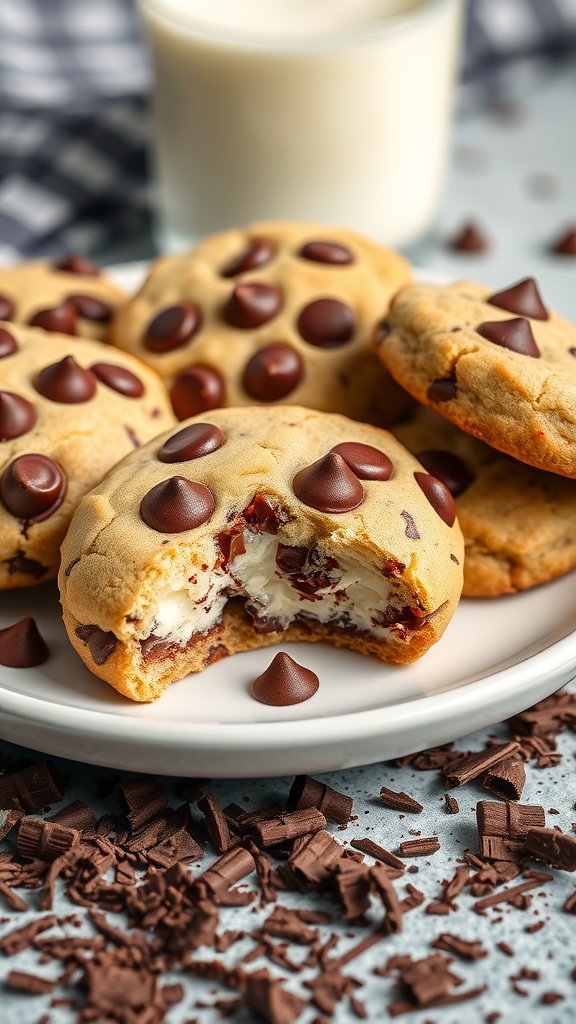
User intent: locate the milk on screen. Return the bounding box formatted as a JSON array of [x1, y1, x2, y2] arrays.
[[140, 0, 462, 250]]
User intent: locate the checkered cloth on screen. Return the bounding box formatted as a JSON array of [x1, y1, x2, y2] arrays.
[[0, 0, 575, 260]]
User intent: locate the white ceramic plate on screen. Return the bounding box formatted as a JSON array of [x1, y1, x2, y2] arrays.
[[0, 262, 574, 777]]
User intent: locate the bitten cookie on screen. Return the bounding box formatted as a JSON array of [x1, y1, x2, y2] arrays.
[[377, 277, 576, 477], [0, 322, 174, 588], [0, 255, 126, 342], [110, 221, 412, 425], [59, 406, 464, 702], [393, 405, 576, 597]]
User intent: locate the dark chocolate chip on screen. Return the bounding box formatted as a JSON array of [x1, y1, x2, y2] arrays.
[[488, 278, 548, 320], [0, 293, 15, 320], [35, 355, 97, 403], [170, 366, 224, 420], [224, 282, 282, 329], [0, 327, 17, 357], [416, 450, 473, 498], [1, 454, 66, 521], [75, 624, 118, 665], [427, 376, 457, 402], [243, 493, 286, 534], [140, 476, 215, 532], [551, 227, 576, 256], [243, 343, 303, 401], [299, 241, 353, 265], [144, 303, 201, 352], [6, 553, 47, 578], [90, 362, 144, 397], [158, 422, 225, 462], [0, 391, 37, 440], [275, 543, 308, 574], [293, 452, 364, 513], [330, 442, 393, 481], [66, 294, 113, 322], [0, 617, 48, 668], [448, 221, 489, 253], [221, 238, 276, 277], [414, 471, 456, 527], [297, 298, 355, 348], [476, 318, 540, 357], [251, 652, 319, 706], [29, 303, 77, 335], [54, 254, 100, 276]]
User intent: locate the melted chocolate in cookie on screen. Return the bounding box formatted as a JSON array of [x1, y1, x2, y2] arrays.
[[416, 450, 473, 498]]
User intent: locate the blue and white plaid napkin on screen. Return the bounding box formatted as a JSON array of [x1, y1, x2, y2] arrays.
[[0, 0, 575, 260]]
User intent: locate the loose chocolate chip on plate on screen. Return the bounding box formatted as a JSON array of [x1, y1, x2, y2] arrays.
[[330, 442, 393, 481], [159, 422, 225, 462], [224, 282, 282, 329], [0, 391, 37, 440], [488, 278, 548, 320], [0, 617, 48, 668], [54, 253, 100, 276], [251, 652, 319, 706], [293, 452, 364, 513], [299, 240, 353, 265], [476, 318, 540, 357], [90, 363, 144, 398], [144, 303, 201, 352], [221, 238, 276, 277], [0, 327, 17, 357], [297, 297, 355, 348], [66, 294, 113, 322], [448, 221, 489, 253], [414, 471, 456, 527], [170, 366, 224, 419], [427, 376, 457, 403], [29, 303, 77, 335], [416, 450, 473, 498], [243, 343, 303, 401], [0, 453, 66, 521], [35, 355, 97, 403], [0, 293, 15, 320], [551, 227, 576, 256], [140, 476, 215, 532]]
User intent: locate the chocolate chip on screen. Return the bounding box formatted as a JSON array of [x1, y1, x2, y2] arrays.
[[90, 363, 145, 397], [75, 624, 118, 665], [293, 452, 364, 513], [170, 366, 224, 419], [140, 476, 215, 532], [448, 221, 489, 253], [29, 303, 77, 335], [35, 355, 97, 403], [0, 454, 66, 521], [551, 227, 576, 256], [476, 318, 540, 357], [415, 450, 473, 497], [0, 391, 37, 440], [221, 238, 276, 277], [54, 253, 100, 276], [414, 471, 456, 527], [427, 376, 457, 402], [243, 343, 303, 401], [144, 303, 201, 352], [297, 298, 355, 348], [275, 543, 307, 574], [158, 422, 225, 462], [0, 617, 48, 668], [244, 493, 287, 533], [66, 294, 113, 322], [0, 293, 15, 320], [251, 652, 319, 706], [330, 442, 393, 481], [6, 553, 47, 578], [299, 241, 353, 265], [224, 282, 282, 329], [488, 278, 548, 320], [0, 327, 17, 357]]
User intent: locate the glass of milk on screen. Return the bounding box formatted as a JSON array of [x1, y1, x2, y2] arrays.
[[139, 0, 463, 251]]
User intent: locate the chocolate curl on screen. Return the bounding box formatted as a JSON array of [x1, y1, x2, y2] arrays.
[[5, 971, 55, 995], [252, 807, 327, 848], [333, 860, 371, 920], [371, 862, 403, 934], [0, 761, 63, 812], [350, 837, 405, 872], [379, 787, 423, 813], [483, 758, 526, 801], [0, 915, 57, 955], [525, 828, 576, 871], [49, 800, 97, 833], [17, 817, 80, 861], [288, 831, 344, 888], [198, 847, 256, 894], [287, 775, 353, 824], [476, 800, 546, 861], [115, 778, 168, 829], [399, 837, 440, 857], [443, 741, 520, 788], [197, 793, 231, 853]]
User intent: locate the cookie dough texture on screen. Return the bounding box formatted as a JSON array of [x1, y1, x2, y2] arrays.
[[111, 220, 412, 425], [394, 406, 576, 597], [0, 259, 126, 341], [0, 324, 174, 588], [378, 280, 576, 477], [60, 406, 464, 702]]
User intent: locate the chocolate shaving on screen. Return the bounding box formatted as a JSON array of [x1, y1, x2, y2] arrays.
[[379, 787, 423, 813], [17, 818, 80, 861], [287, 775, 353, 824], [197, 793, 231, 853], [115, 778, 168, 829], [444, 795, 459, 814], [350, 838, 405, 871], [253, 807, 327, 848], [399, 837, 440, 857], [483, 758, 525, 801], [0, 761, 63, 812], [525, 828, 576, 871], [371, 863, 403, 934], [432, 933, 488, 959], [5, 970, 56, 994], [48, 800, 96, 833], [474, 872, 553, 914], [443, 741, 519, 788]]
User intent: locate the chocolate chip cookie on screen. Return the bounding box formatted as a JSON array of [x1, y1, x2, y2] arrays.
[[393, 405, 576, 597], [0, 255, 126, 342], [377, 277, 576, 478], [0, 323, 174, 588], [110, 221, 412, 426], [59, 406, 463, 702]]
